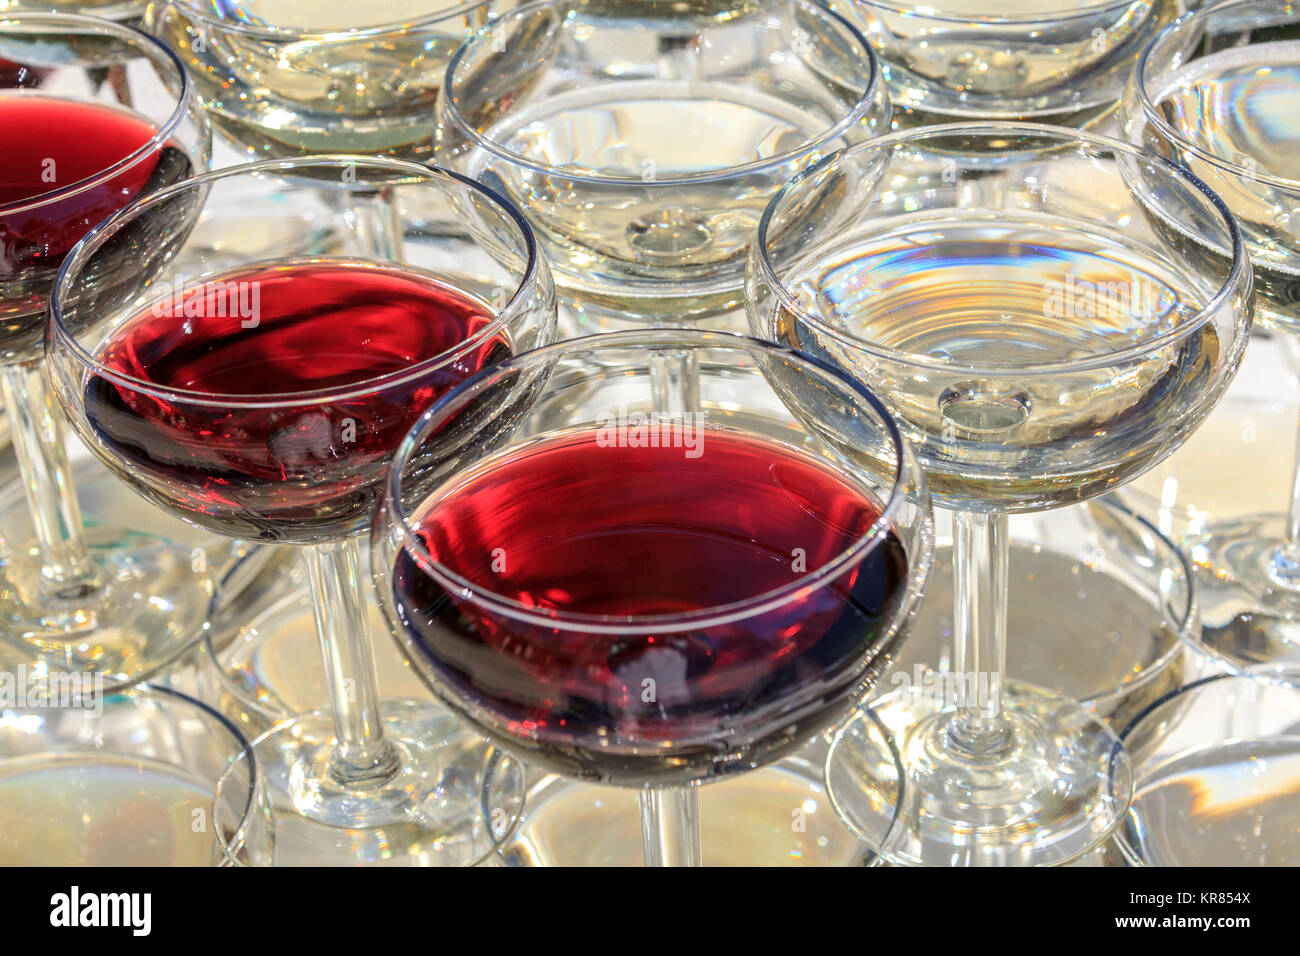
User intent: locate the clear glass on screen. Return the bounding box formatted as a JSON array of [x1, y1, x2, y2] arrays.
[[1110, 665, 1300, 866], [0, 685, 259, 866], [880, 496, 1196, 734], [749, 122, 1252, 865], [0, 0, 146, 22], [0, 12, 213, 688], [1121, 0, 1300, 666], [497, 723, 904, 867], [48, 156, 554, 865], [146, 0, 501, 160], [372, 329, 932, 865], [828, 0, 1178, 128], [198, 547, 431, 739], [436, 0, 891, 330]]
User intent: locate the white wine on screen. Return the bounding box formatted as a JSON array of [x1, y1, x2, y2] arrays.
[[830, 0, 1175, 124], [438, 0, 885, 322], [765, 216, 1227, 510], [472, 84, 844, 279], [151, 0, 491, 158], [1145, 42, 1300, 328]]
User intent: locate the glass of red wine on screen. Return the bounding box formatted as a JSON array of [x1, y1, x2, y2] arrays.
[[48, 155, 557, 865], [372, 329, 933, 865], [0, 12, 211, 686]]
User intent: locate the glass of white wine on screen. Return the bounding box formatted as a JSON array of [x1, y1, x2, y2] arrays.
[[146, 0, 509, 246], [147, 0, 500, 162], [826, 0, 1178, 129], [435, 0, 891, 332], [748, 122, 1253, 865], [1122, 0, 1300, 668]]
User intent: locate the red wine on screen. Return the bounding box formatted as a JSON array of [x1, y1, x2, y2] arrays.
[[0, 59, 47, 89], [86, 260, 507, 542], [0, 95, 193, 363], [391, 429, 910, 783]]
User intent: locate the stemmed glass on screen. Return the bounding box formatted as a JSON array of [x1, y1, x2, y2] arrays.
[[1122, 0, 1300, 664], [147, 0, 499, 162], [372, 329, 932, 866], [48, 156, 555, 865], [0, 13, 212, 685], [748, 123, 1253, 865], [828, 0, 1177, 129], [146, 0, 505, 247], [435, 0, 891, 333]]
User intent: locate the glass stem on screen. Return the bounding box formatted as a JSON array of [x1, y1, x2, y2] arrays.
[[649, 347, 700, 417], [0, 363, 104, 606], [946, 509, 1012, 758], [639, 785, 702, 867], [303, 537, 402, 790], [336, 186, 402, 259]]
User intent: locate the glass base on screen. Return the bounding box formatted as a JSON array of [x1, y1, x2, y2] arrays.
[[250, 701, 524, 866], [0, 525, 214, 689], [1188, 514, 1300, 668], [1110, 668, 1300, 866], [827, 685, 1132, 867], [498, 743, 884, 866]]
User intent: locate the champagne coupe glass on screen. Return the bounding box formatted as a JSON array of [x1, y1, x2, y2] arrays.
[[0, 13, 212, 686], [0, 685, 258, 866], [1122, 0, 1300, 665], [827, 0, 1178, 130], [372, 329, 932, 866], [147, 0, 500, 161], [48, 156, 555, 865], [435, 0, 891, 333], [748, 123, 1253, 865], [147, 0, 507, 249]]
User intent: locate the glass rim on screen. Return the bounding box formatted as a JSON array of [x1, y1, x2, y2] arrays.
[[1109, 661, 1300, 864], [384, 328, 920, 635], [1131, 0, 1300, 194], [151, 0, 494, 42], [440, 0, 888, 188], [1117, 662, 1300, 746], [850, 0, 1144, 24], [752, 120, 1252, 378], [50, 154, 543, 408], [0, 12, 195, 216], [0, 682, 259, 864]]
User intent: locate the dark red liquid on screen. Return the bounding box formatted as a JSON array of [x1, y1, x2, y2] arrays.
[[86, 260, 507, 542], [392, 429, 910, 782], [0, 95, 192, 362], [0, 59, 47, 90]]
